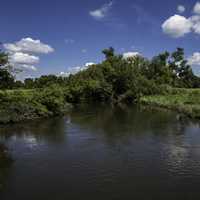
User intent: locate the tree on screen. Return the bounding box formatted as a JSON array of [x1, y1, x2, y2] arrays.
[[24, 78, 35, 89], [169, 48, 198, 87], [0, 51, 8, 67], [0, 50, 14, 89], [102, 47, 115, 59]]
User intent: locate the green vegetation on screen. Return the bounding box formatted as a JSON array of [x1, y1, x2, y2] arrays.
[[0, 47, 200, 123], [141, 88, 200, 119], [0, 86, 72, 123]]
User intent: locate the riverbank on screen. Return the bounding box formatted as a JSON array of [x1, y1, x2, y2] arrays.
[[140, 88, 200, 119], [0, 86, 72, 124], [0, 87, 200, 124]]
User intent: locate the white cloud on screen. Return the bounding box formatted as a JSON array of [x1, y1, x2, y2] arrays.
[[4, 37, 54, 71], [188, 52, 200, 66], [20, 64, 37, 71], [193, 2, 200, 14], [89, 1, 113, 20], [190, 15, 200, 34], [59, 62, 96, 77], [60, 71, 70, 77], [9, 52, 39, 65], [162, 2, 200, 38], [85, 62, 95, 67], [4, 37, 54, 54], [8, 52, 39, 71], [162, 15, 192, 38], [177, 5, 185, 13], [123, 52, 141, 59]]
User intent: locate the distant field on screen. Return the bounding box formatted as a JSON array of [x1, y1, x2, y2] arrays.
[[141, 88, 200, 119]]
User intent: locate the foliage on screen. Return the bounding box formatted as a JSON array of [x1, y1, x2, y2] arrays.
[[2, 46, 198, 100], [140, 88, 200, 119], [0, 47, 200, 122], [0, 50, 15, 89], [0, 87, 72, 123]]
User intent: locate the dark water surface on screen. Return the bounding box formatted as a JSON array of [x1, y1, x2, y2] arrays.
[[1, 105, 200, 200]]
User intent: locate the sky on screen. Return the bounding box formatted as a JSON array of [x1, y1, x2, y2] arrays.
[[1, 0, 200, 79]]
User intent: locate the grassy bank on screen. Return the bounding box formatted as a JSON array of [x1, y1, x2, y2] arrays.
[[140, 88, 200, 119], [1, 86, 200, 123], [0, 85, 72, 124]]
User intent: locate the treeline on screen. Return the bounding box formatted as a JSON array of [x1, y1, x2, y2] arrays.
[[1, 47, 200, 123], [1, 47, 200, 103]]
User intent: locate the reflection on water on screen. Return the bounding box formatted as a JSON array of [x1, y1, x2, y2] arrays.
[[0, 104, 200, 200], [0, 144, 12, 191]]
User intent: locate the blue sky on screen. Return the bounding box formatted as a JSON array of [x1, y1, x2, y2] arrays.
[[1, 0, 200, 78]]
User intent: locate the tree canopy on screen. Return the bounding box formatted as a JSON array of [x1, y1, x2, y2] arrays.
[[0, 50, 14, 89], [0, 47, 200, 103]]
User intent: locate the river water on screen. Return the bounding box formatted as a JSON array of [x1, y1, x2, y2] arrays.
[[1, 105, 200, 200]]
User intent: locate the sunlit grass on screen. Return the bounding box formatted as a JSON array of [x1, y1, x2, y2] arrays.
[[141, 88, 200, 119]]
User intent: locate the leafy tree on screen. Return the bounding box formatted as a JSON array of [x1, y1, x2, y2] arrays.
[[168, 48, 198, 87], [24, 78, 35, 89], [102, 47, 115, 59], [0, 50, 14, 89]]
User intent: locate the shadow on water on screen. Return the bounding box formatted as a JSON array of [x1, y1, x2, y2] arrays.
[[0, 144, 12, 191], [70, 104, 198, 139]]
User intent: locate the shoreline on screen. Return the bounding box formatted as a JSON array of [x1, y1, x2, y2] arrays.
[[140, 94, 200, 120], [0, 102, 199, 125], [1, 87, 200, 125]]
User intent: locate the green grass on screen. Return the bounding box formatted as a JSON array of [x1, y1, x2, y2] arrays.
[[140, 88, 200, 119]]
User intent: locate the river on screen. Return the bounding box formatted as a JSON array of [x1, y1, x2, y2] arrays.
[[1, 105, 200, 200]]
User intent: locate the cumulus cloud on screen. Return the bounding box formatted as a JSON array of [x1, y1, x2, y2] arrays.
[[162, 15, 192, 38], [59, 62, 95, 77], [8, 52, 39, 71], [4, 37, 54, 54], [89, 1, 113, 20], [19, 64, 37, 71], [9, 52, 39, 65], [190, 15, 200, 34], [188, 52, 200, 66], [177, 5, 185, 13], [162, 2, 200, 38], [123, 52, 141, 59], [3, 37, 54, 71], [193, 2, 200, 14]]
